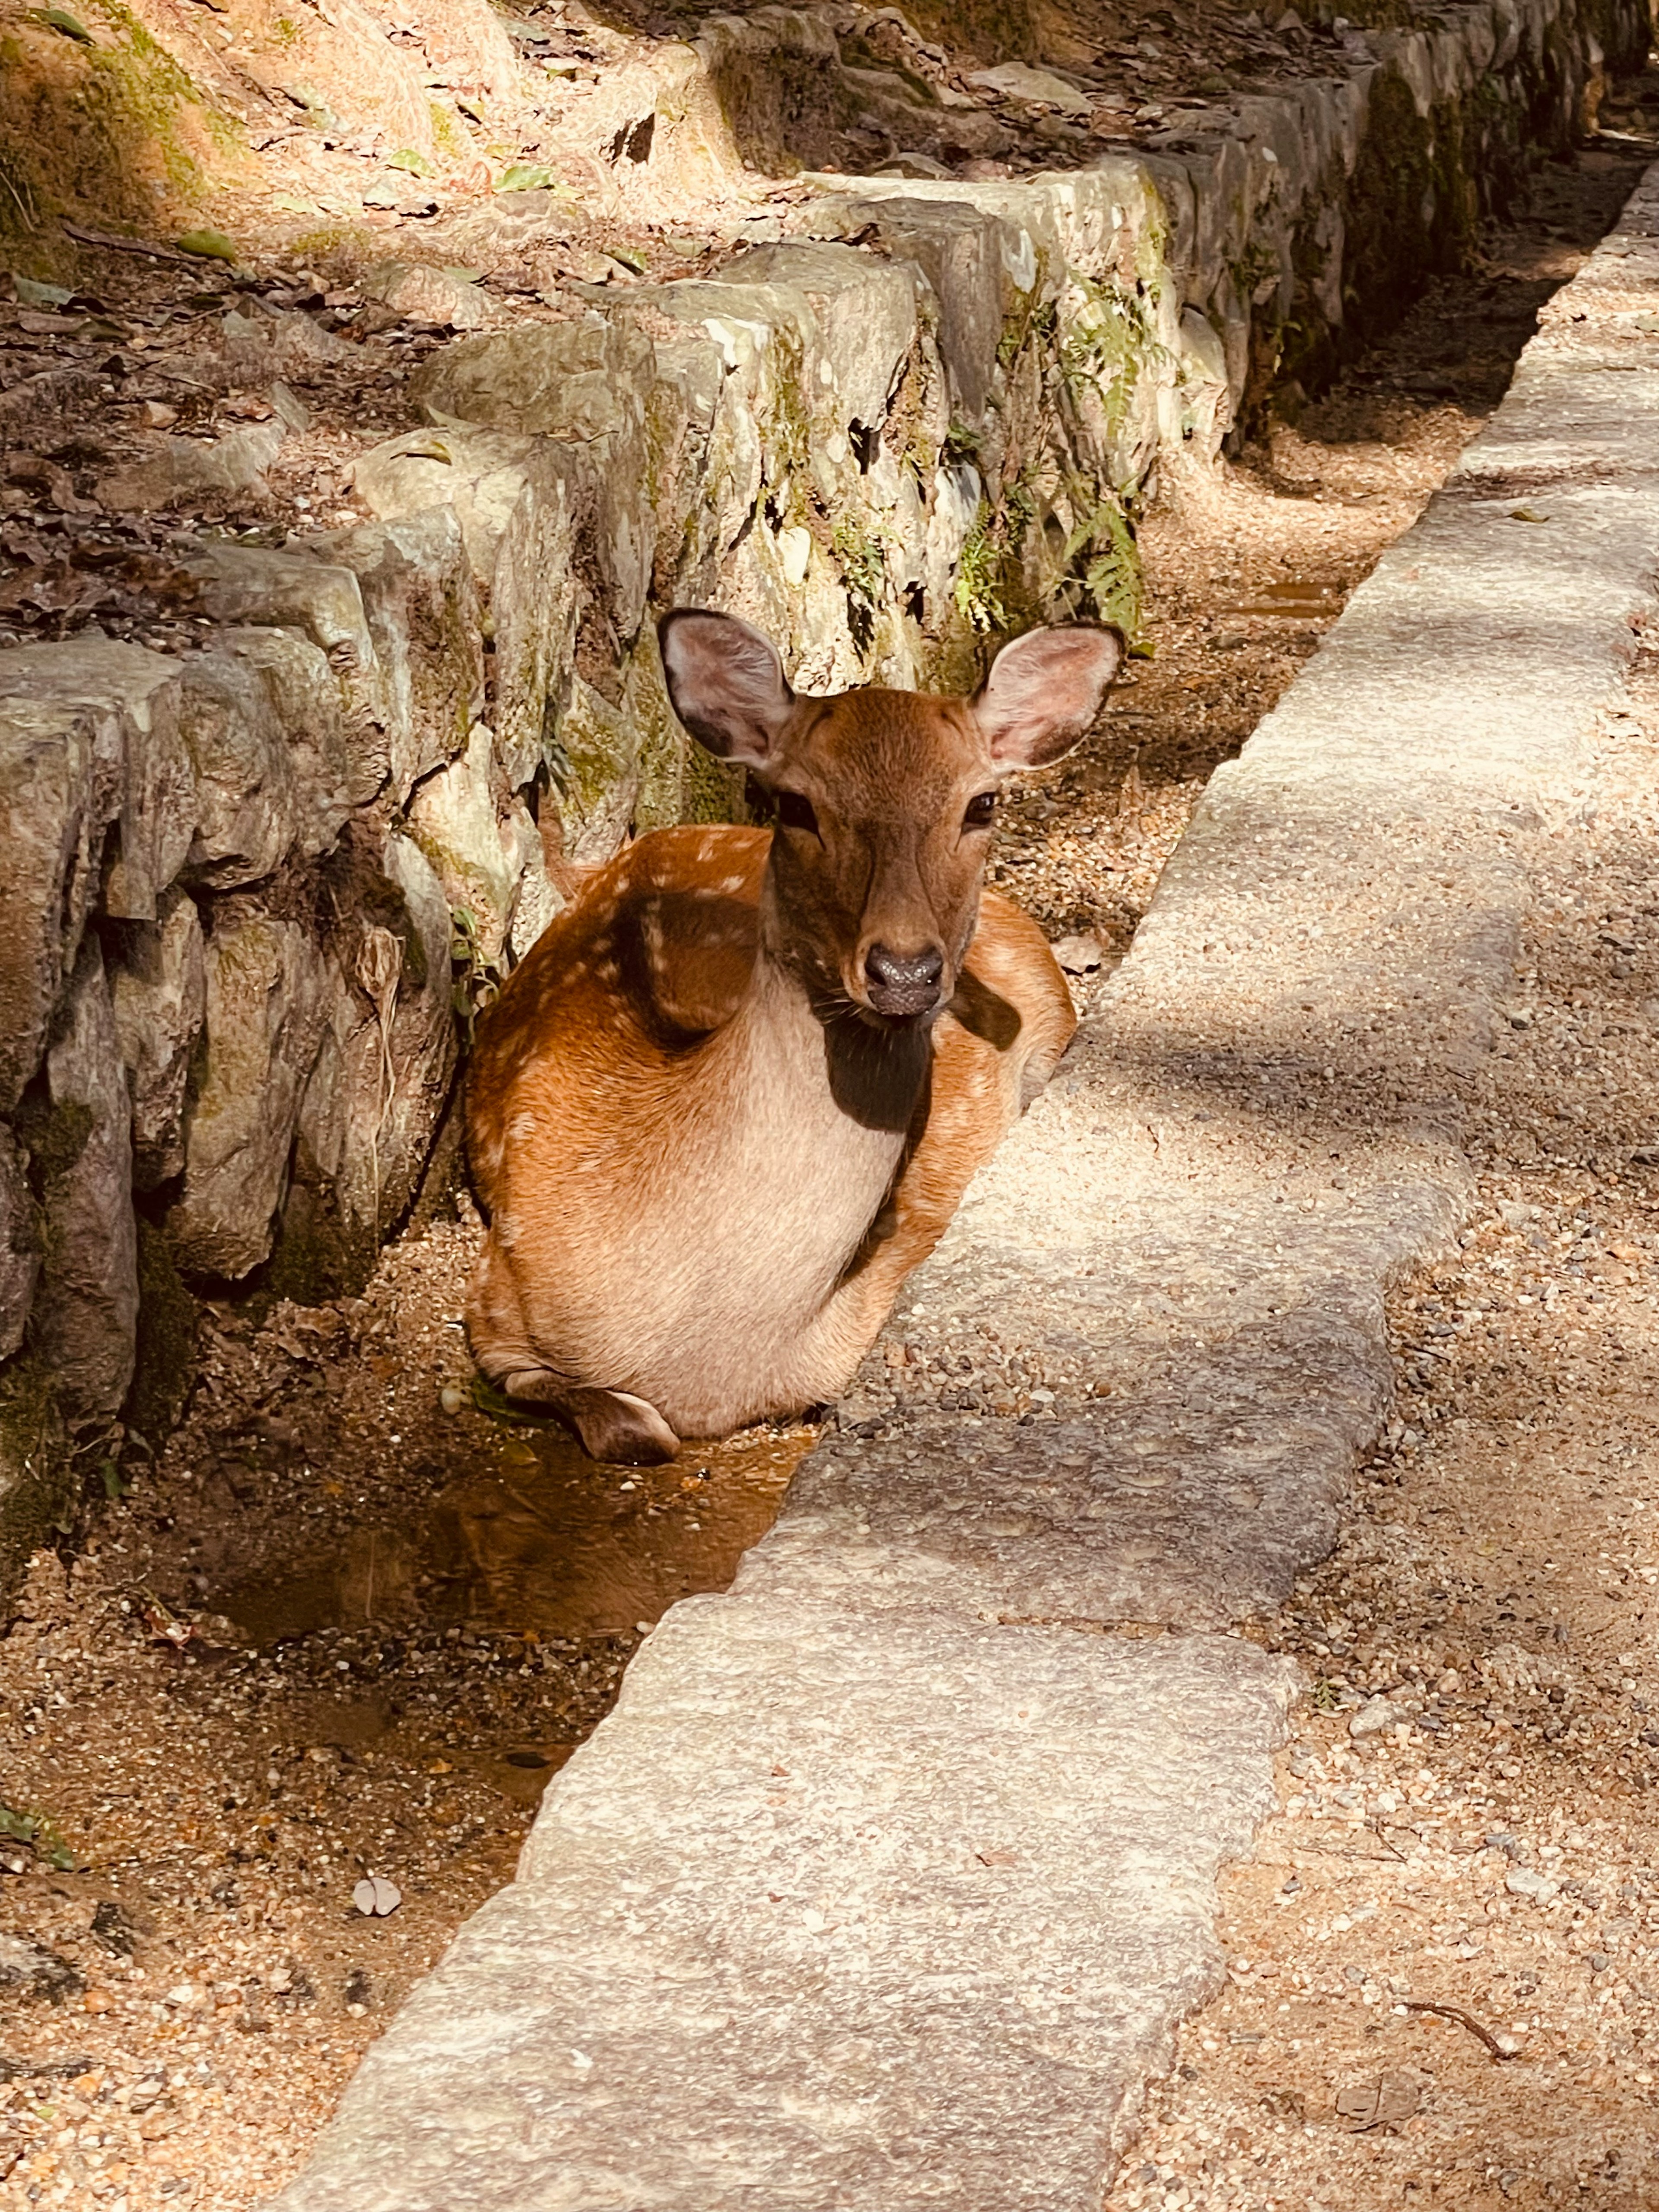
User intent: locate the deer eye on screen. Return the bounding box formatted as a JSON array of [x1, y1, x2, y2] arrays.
[[963, 791, 998, 829], [775, 790, 820, 836]]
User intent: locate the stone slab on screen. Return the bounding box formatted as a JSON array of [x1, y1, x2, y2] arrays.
[[273, 1598, 1291, 2212]]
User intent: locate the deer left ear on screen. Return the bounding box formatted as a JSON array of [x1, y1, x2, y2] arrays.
[[973, 624, 1124, 768]]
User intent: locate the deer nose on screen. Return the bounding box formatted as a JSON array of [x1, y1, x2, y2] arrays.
[[863, 942, 945, 1017]]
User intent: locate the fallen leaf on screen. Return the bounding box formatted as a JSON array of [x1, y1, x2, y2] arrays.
[[1335, 2073, 1420, 2131], [1509, 505, 1551, 523], [495, 161, 561, 193], [36, 7, 94, 40], [351, 1875, 402, 1916], [175, 229, 240, 263], [140, 1600, 196, 1650]]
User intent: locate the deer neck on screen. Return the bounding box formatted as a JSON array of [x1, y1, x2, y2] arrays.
[[741, 893, 933, 1143]]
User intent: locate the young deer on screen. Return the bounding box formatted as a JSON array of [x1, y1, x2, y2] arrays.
[[465, 610, 1123, 1462]]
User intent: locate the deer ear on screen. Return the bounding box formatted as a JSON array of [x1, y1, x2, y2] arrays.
[[973, 624, 1124, 768], [659, 608, 796, 766]]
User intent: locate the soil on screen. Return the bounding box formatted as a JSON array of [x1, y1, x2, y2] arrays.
[[2, 79, 1657, 2212], [1099, 584, 1659, 2212]]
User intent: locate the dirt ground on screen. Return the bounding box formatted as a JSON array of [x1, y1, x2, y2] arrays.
[[2, 103, 1656, 2212], [1100, 609, 1659, 2211]]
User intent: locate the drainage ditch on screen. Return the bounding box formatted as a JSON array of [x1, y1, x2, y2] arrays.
[[0, 116, 1653, 2209]]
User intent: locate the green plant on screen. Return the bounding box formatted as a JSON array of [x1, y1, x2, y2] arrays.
[[952, 501, 1009, 634], [832, 515, 885, 651], [450, 906, 503, 1043], [1060, 485, 1143, 640], [0, 1802, 76, 1870]]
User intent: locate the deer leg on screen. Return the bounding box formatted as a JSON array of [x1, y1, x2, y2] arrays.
[[496, 1370, 681, 1466], [468, 1233, 680, 1463]]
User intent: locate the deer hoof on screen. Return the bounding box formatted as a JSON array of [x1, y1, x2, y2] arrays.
[[562, 1387, 680, 1465]]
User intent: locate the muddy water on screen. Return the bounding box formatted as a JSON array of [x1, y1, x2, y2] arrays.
[[213, 1420, 817, 1648]]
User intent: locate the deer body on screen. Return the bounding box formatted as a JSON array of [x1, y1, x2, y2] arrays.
[[466, 614, 1122, 1462]]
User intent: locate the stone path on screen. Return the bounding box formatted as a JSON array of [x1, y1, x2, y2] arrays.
[[272, 165, 1659, 2212]]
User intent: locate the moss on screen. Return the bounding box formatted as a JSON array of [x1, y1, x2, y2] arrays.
[[13, 1092, 91, 1187], [0, 1354, 68, 1604], [285, 222, 377, 274], [429, 101, 465, 162], [681, 744, 750, 825], [124, 1217, 197, 1448], [0, 8, 235, 232], [264, 1176, 375, 1307]]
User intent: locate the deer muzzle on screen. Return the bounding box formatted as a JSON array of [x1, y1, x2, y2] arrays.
[[862, 941, 946, 1019]]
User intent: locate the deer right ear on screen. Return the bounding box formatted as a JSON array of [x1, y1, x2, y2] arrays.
[[659, 608, 796, 767]]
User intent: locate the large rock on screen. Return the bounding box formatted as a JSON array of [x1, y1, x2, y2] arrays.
[[404, 722, 519, 963], [546, 676, 642, 864], [97, 422, 287, 515], [803, 195, 1019, 420], [222, 624, 379, 836], [409, 315, 657, 442], [175, 648, 300, 888], [363, 261, 493, 332], [327, 510, 486, 804], [165, 905, 333, 1282], [28, 939, 138, 1417], [0, 641, 189, 1111], [727, 241, 922, 433], [287, 833, 458, 1284], [178, 544, 389, 782], [108, 888, 206, 1193], [352, 428, 578, 792]]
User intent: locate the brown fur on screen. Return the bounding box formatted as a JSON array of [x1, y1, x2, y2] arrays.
[[464, 620, 1120, 1462]]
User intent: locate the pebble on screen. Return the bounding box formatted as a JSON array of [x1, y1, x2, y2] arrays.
[[352, 1875, 402, 1918], [1504, 1866, 1560, 1905], [1051, 931, 1105, 973], [1348, 1695, 1404, 1739]]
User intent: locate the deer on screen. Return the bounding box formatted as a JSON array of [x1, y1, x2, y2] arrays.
[[464, 609, 1124, 1463]]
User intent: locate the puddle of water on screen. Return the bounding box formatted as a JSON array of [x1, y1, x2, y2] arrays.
[[214, 1421, 816, 1647], [1224, 580, 1344, 618]]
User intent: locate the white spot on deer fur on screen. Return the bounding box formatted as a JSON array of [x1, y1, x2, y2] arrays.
[[497, 1213, 521, 1250], [508, 1112, 536, 1142], [718, 874, 744, 892]]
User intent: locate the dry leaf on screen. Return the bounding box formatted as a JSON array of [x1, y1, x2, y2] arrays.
[[1335, 2073, 1420, 2131]]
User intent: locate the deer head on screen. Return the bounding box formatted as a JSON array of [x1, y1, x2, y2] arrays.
[[659, 610, 1123, 1027]]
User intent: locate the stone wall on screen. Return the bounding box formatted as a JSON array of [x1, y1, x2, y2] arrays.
[[0, 0, 1641, 1568]]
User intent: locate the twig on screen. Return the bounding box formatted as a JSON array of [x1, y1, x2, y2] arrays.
[[1403, 1999, 1516, 2062], [61, 221, 194, 264]]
